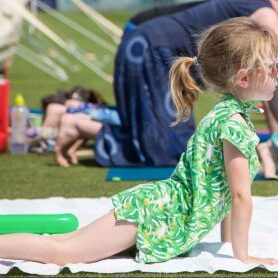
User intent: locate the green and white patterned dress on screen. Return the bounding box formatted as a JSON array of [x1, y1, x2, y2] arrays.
[[111, 94, 260, 263]]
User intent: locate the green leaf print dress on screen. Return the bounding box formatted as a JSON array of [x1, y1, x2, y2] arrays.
[[111, 94, 260, 263]]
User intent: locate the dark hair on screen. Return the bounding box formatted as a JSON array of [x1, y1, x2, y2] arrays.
[[41, 86, 107, 114]]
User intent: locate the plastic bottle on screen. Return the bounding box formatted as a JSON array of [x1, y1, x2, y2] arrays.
[[10, 94, 29, 154]]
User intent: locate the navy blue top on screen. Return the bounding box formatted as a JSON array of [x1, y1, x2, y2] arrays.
[[138, 0, 272, 55]]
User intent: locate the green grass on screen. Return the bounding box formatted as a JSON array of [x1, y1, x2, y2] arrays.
[[1, 10, 278, 277]]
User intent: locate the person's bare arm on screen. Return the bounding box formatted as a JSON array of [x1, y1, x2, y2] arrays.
[[223, 139, 252, 261], [223, 128, 278, 264]]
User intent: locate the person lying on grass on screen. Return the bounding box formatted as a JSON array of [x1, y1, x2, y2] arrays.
[[0, 17, 278, 266], [257, 101, 278, 179]]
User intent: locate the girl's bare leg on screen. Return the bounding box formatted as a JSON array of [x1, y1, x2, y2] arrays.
[[264, 101, 278, 134], [257, 141, 278, 178], [55, 114, 102, 167], [0, 210, 137, 265], [67, 139, 84, 164], [28, 104, 67, 141], [43, 104, 67, 129], [268, 90, 278, 129]]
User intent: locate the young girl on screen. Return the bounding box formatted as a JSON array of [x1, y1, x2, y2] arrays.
[[2, 17, 278, 266]]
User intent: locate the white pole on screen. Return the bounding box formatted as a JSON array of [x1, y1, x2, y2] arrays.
[[28, 0, 38, 33], [3, 0, 68, 50], [23, 32, 80, 72], [36, 0, 116, 53], [0, 46, 18, 63], [67, 42, 113, 83], [17, 45, 68, 81], [71, 0, 123, 40], [4, 0, 113, 83]]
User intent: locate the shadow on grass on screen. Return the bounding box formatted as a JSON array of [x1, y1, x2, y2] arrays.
[[42, 157, 100, 168], [79, 158, 101, 168]]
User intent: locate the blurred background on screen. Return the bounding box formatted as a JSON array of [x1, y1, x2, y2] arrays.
[[0, 0, 276, 201], [49, 0, 204, 10]]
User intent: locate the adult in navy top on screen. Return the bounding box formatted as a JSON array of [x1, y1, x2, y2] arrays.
[[139, 0, 272, 53], [95, 0, 273, 167], [55, 0, 278, 167]]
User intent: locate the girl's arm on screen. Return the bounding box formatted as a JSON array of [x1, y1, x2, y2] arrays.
[[223, 139, 252, 260], [223, 139, 278, 265]]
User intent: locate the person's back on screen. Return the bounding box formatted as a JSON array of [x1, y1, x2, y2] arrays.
[[95, 0, 272, 167], [138, 0, 272, 51]]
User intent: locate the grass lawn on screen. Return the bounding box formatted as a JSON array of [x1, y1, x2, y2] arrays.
[[1, 10, 278, 277]]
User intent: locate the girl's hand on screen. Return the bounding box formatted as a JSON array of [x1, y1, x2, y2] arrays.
[[241, 255, 278, 265]]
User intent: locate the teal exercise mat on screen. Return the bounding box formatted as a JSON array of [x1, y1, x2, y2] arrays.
[[106, 167, 175, 181], [106, 167, 278, 181], [255, 172, 278, 181]]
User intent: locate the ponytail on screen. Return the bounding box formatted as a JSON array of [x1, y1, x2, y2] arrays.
[[169, 57, 201, 126]]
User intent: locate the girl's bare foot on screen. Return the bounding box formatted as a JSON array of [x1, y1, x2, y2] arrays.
[[55, 143, 70, 167], [67, 149, 78, 165], [66, 139, 84, 165], [55, 152, 70, 167]]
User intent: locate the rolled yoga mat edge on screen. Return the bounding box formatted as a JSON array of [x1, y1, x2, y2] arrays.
[[106, 167, 276, 181]]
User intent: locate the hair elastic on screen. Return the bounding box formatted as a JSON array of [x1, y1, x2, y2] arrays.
[[192, 56, 199, 65]]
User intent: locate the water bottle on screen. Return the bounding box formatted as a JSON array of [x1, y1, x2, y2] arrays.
[[10, 94, 29, 154]]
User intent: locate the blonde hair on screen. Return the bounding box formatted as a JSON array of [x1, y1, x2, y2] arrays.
[[170, 17, 278, 125]]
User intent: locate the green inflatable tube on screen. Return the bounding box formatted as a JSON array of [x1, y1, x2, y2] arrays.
[[0, 214, 79, 234]]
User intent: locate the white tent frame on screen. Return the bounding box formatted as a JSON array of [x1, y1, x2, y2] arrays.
[[2, 0, 114, 83], [72, 0, 122, 43], [17, 44, 69, 81], [36, 0, 117, 53]]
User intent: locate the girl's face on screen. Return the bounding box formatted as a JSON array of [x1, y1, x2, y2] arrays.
[[247, 63, 278, 101]]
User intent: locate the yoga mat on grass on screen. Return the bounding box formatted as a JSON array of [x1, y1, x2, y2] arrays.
[[106, 167, 277, 181], [106, 167, 175, 181], [0, 197, 277, 275], [257, 129, 271, 143], [105, 130, 274, 181]]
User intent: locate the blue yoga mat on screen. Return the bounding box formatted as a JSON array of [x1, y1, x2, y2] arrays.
[[257, 131, 271, 143], [106, 167, 275, 181], [106, 167, 175, 181]]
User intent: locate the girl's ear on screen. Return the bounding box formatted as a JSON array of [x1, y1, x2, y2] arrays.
[[235, 69, 249, 89]]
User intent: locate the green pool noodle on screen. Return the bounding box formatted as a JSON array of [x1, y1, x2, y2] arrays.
[[0, 213, 79, 234]]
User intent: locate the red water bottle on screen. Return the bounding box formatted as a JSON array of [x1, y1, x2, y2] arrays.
[[0, 78, 10, 153]]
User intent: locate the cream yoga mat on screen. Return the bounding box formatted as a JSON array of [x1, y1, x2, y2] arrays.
[[0, 196, 277, 275]]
